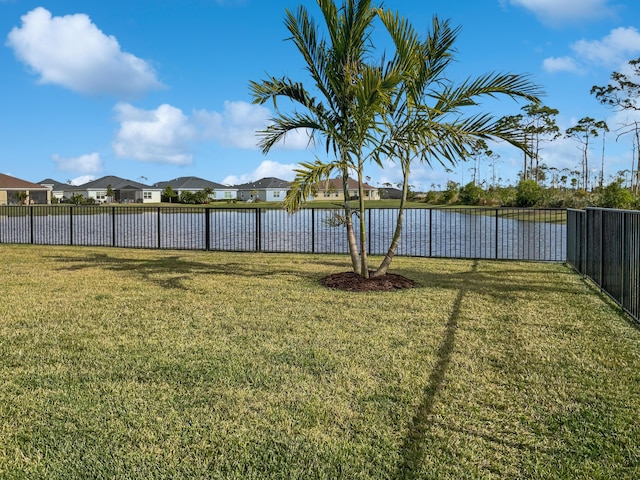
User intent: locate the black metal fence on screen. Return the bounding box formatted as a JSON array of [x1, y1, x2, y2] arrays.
[[0, 205, 566, 261], [567, 208, 640, 323]]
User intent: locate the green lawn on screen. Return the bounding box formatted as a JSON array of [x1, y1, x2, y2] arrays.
[[1, 245, 638, 479]]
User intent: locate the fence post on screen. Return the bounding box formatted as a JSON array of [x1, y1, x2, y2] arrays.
[[205, 208, 211, 251], [428, 209, 432, 257], [495, 209, 499, 259], [29, 206, 34, 244], [69, 206, 74, 246], [599, 209, 604, 290], [368, 210, 372, 255], [621, 212, 626, 309], [256, 208, 262, 252], [112, 206, 116, 247], [157, 207, 161, 249], [311, 208, 315, 254]]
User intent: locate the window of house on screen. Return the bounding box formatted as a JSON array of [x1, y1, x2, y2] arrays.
[[143, 191, 152, 199], [273, 191, 281, 198], [224, 192, 232, 199]]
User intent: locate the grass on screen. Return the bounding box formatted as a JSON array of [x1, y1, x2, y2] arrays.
[[0, 245, 638, 479]]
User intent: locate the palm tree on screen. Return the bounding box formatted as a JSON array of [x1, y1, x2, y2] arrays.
[[250, 0, 396, 277], [251, 0, 541, 279]]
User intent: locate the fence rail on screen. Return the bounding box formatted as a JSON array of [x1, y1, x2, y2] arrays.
[[0, 205, 566, 261], [567, 208, 640, 323]]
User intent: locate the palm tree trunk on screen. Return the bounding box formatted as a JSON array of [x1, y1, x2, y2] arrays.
[[373, 157, 409, 277], [356, 165, 369, 278], [340, 167, 361, 275]]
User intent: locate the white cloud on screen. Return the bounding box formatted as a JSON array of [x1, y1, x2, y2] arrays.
[[194, 101, 315, 150], [571, 27, 640, 66], [69, 175, 95, 186], [222, 160, 298, 185], [543, 26, 640, 74], [6, 7, 163, 97], [542, 56, 583, 74], [112, 103, 196, 165], [52, 152, 103, 174], [505, 0, 615, 25], [111, 100, 316, 166], [194, 101, 270, 149]]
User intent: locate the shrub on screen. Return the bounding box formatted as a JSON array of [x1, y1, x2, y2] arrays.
[[439, 181, 459, 204], [515, 180, 543, 207], [423, 190, 438, 204], [599, 180, 635, 209], [179, 191, 197, 204], [458, 182, 484, 205]]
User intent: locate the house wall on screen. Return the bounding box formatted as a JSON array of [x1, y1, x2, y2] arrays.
[[265, 190, 286, 202], [87, 189, 108, 203], [309, 188, 380, 202], [214, 189, 237, 200], [0, 191, 7, 205], [143, 191, 162, 203], [238, 189, 264, 202]]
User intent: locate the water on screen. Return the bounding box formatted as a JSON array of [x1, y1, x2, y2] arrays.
[[0, 207, 567, 261]]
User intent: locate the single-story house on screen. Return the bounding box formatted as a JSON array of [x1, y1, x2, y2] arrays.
[[0, 173, 51, 205], [38, 178, 69, 203], [64, 175, 162, 203], [153, 176, 237, 201], [311, 177, 380, 201], [235, 177, 291, 202]]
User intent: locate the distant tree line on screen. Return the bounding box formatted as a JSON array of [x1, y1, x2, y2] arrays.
[[418, 177, 638, 210]]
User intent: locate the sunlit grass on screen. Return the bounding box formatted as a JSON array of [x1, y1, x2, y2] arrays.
[[0, 245, 638, 478]]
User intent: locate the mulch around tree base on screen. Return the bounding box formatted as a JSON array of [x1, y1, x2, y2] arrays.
[[320, 271, 416, 292]]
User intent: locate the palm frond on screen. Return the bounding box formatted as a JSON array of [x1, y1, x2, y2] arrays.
[[433, 72, 542, 114], [283, 159, 341, 212]]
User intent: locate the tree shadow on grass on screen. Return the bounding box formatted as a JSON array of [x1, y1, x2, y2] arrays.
[[397, 262, 589, 301], [394, 260, 478, 479], [43, 251, 327, 290]]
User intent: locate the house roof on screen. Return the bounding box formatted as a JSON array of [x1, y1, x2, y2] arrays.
[[67, 175, 159, 191], [235, 177, 291, 190], [154, 176, 232, 190], [38, 178, 69, 190], [0, 173, 49, 190]]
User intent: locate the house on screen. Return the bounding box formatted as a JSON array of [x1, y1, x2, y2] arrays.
[[64, 175, 162, 203], [310, 177, 380, 201], [235, 177, 291, 202], [378, 187, 403, 200], [0, 173, 51, 205], [38, 178, 69, 203], [153, 176, 237, 202]]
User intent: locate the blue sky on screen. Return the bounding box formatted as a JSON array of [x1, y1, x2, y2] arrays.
[[2, 0, 640, 190]]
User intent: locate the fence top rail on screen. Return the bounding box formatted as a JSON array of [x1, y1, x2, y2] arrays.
[[1, 205, 569, 212], [584, 206, 640, 214]]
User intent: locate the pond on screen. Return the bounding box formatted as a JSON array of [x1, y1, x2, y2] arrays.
[[0, 206, 566, 261]]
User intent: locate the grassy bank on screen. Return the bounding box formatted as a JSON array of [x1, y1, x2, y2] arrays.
[[0, 245, 638, 478]]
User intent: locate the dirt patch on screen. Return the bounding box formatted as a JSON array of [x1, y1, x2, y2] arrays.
[[320, 271, 416, 292]]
